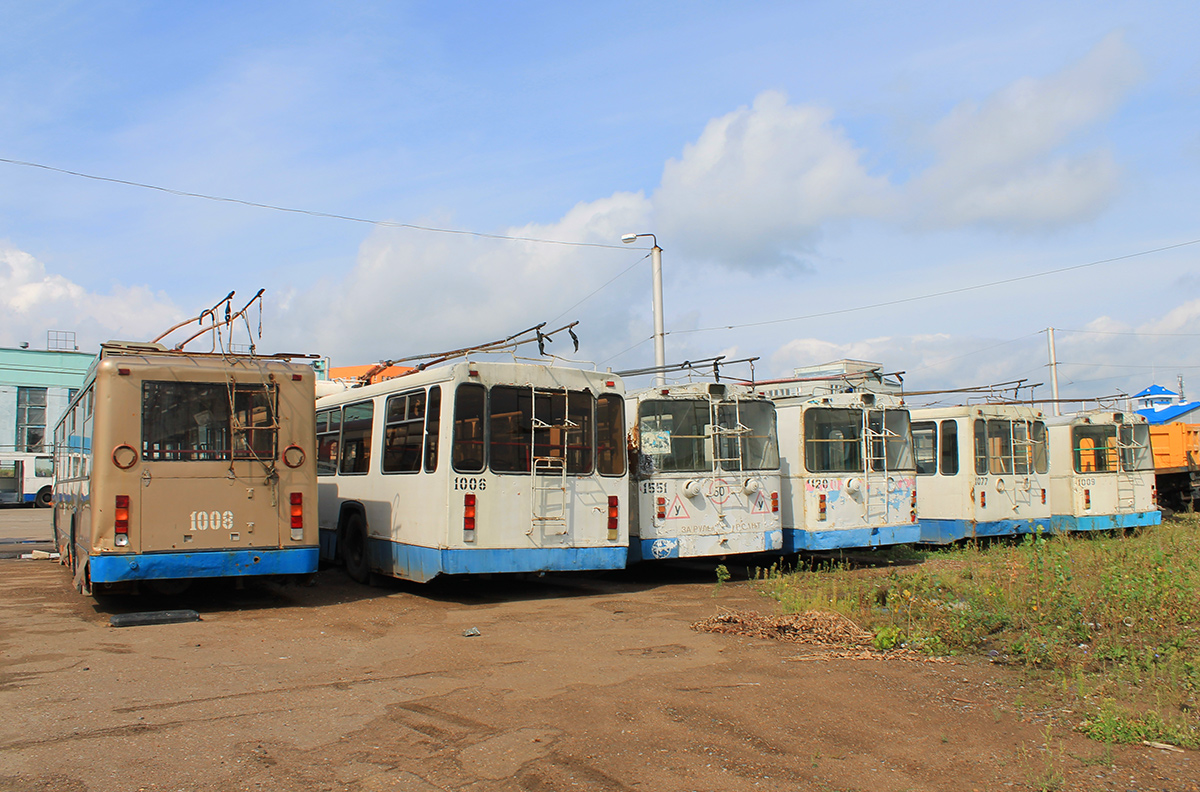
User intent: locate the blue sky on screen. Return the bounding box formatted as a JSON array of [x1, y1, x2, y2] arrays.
[[2, 1, 1199, 402]]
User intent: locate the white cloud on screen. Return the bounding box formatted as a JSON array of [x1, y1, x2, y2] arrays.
[[908, 32, 1143, 230], [654, 90, 893, 269], [0, 243, 182, 349]]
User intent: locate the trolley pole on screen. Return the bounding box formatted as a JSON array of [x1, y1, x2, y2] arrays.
[[622, 232, 667, 386], [1047, 327, 1061, 416]]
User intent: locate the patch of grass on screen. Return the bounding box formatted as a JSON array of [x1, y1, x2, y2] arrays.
[[758, 516, 1200, 749]]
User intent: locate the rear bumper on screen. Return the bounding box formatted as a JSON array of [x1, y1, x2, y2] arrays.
[[89, 547, 319, 582], [1050, 511, 1161, 533], [629, 530, 783, 561], [918, 518, 1051, 544], [782, 524, 921, 552]]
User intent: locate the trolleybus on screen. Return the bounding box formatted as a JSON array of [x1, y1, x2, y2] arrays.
[[910, 404, 1051, 543], [52, 341, 319, 594], [626, 381, 782, 561], [315, 359, 628, 582], [770, 387, 918, 551], [1046, 410, 1160, 532], [0, 452, 55, 507]]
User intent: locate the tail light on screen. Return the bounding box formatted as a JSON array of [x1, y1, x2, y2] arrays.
[[910, 490, 917, 509], [1041, 489, 1046, 505], [818, 493, 827, 521], [115, 495, 130, 546], [607, 496, 619, 541], [980, 491, 986, 509], [464, 493, 476, 539], [1084, 489, 1091, 510], [656, 496, 666, 521], [770, 491, 779, 513], [1152, 486, 1157, 506], [290, 492, 303, 540]]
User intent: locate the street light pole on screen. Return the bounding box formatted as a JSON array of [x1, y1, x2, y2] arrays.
[[622, 232, 666, 386]]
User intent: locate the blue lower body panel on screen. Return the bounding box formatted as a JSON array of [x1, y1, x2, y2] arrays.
[[89, 547, 319, 583], [1050, 511, 1161, 533], [629, 530, 783, 562], [782, 524, 921, 552], [369, 539, 629, 583], [919, 518, 1051, 544]]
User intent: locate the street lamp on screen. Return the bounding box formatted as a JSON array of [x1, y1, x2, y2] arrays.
[[621, 232, 666, 386]]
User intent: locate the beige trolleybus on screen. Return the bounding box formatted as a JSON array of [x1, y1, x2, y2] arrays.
[[910, 404, 1051, 543], [51, 295, 318, 594], [626, 379, 782, 561], [316, 357, 628, 583], [1046, 410, 1159, 532]]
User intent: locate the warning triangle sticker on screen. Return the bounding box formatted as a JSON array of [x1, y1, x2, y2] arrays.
[[665, 495, 690, 520], [750, 491, 771, 515]]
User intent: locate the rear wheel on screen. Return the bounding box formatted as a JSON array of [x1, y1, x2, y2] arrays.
[[36, 487, 52, 508], [342, 513, 371, 584]]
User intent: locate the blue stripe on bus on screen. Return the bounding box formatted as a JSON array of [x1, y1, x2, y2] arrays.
[[781, 524, 921, 552], [366, 538, 628, 583], [628, 530, 784, 562], [89, 547, 319, 583], [1050, 511, 1161, 533], [918, 518, 1051, 544]]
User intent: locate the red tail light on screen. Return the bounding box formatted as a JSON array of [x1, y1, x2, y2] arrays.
[[1084, 489, 1091, 510], [910, 490, 917, 509], [290, 492, 303, 530], [115, 495, 130, 533], [818, 493, 827, 521], [980, 491, 986, 509], [770, 491, 779, 513], [607, 496, 619, 540], [656, 496, 666, 521], [1041, 489, 1046, 505], [1152, 486, 1157, 506], [464, 493, 476, 537]]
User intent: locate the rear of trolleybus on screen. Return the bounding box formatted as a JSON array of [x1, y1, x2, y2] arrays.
[[910, 405, 1051, 544], [627, 382, 782, 561], [775, 392, 918, 551], [1047, 411, 1160, 533], [57, 345, 319, 595], [316, 361, 628, 583]]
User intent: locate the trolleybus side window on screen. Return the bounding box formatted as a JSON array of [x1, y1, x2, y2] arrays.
[[453, 383, 486, 473], [804, 408, 862, 473], [316, 408, 340, 476], [596, 393, 626, 476], [718, 401, 780, 471], [911, 421, 937, 475], [638, 399, 710, 473], [1073, 425, 1117, 473], [384, 389, 426, 474], [339, 401, 374, 475], [424, 385, 441, 473], [940, 420, 959, 476]]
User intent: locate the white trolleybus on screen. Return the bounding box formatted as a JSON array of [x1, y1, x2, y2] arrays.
[[910, 404, 1051, 544], [51, 292, 320, 595], [0, 451, 55, 507], [1046, 410, 1159, 533], [315, 340, 628, 583], [625, 373, 783, 562], [762, 362, 918, 552]]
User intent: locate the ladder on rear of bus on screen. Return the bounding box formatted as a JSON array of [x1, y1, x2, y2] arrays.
[[709, 397, 747, 474], [529, 385, 571, 536], [1114, 428, 1145, 510], [863, 415, 893, 525]]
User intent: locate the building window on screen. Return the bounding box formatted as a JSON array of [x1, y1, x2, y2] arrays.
[[16, 387, 48, 452]]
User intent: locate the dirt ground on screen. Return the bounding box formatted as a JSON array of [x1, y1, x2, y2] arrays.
[[0, 516, 1195, 791]]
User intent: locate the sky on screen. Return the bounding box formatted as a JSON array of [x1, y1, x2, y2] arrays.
[[1, 1, 1199, 404]]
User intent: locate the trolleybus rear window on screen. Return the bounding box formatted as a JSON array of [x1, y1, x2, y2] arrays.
[[638, 399, 712, 473], [141, 381, 278, 461], [453, 384, 486, 473], [975, 419, 1049, 475], [1119, 424, 1153, 471], [804, 408, 863, 473], [868, 410, 913, 472], [488, 386, 595, 475], [596, 394, 625, 476], [1073, 425, 1118, 473], [940, 420, 959, 476], [716, 401, 780, 470]]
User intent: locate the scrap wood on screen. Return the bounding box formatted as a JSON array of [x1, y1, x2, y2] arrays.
[[692, 609, 872, 646]]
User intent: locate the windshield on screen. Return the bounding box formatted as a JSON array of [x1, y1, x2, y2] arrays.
[[716, 400, 780, 471]]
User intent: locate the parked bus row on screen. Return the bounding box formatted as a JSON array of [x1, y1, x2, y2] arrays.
[[48, 332, 1159, 596]]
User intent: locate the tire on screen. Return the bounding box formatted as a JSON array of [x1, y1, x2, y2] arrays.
[[36, 487, 52, 508], [342, 512, 371, 584]]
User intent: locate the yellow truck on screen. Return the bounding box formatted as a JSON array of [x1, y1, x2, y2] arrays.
[[1149, 423, 1200, 510]]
